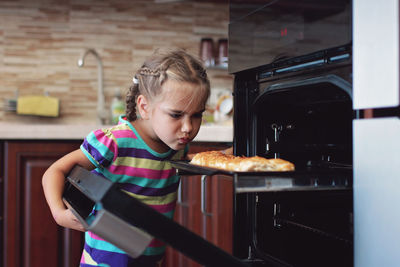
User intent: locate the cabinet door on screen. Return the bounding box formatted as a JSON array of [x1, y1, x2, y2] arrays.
[[165, 174, 203, 267], [3, 141, 84, 267], [0, 142, 4, 266], [354, 118, 400, 267], [165, 143, 232, 267], [353, 0, 399, 109], [208, 175, 233, 252], [165, 174, 233, 267]]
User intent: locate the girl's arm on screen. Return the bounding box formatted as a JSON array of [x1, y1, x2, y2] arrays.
[[42, 149, 94, 232]]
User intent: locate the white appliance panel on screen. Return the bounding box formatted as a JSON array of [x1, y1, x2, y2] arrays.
[[353, 0, 399, 109], [354, 117, 400, 267]]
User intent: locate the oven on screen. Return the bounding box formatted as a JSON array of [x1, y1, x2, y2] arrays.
[[231, 49, 354, 266], [229, 0, 354, 266]]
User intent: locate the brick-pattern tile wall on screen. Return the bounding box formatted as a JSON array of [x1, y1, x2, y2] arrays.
[[0, 0, 232, 124]]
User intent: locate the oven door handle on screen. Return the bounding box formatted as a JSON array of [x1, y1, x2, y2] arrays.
[[177, 178, 189, 207], [201, 175, 212, 217], [177, 180, 183, 204]]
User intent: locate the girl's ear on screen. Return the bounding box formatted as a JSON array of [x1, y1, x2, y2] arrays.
[[137, 95, 150, 119]]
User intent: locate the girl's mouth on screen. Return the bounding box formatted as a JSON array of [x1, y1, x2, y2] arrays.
[[178, 137, 190, 144]]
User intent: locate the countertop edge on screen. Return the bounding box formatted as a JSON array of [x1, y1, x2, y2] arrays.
[[0, 124, 233, 143]]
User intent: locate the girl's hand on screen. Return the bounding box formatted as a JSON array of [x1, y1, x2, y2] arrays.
[[53, 208, 85, 232], [42, 149, 94, 232], [222, 146, 233, 155]]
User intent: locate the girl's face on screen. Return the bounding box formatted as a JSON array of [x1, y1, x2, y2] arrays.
[[143, 79, 207, 152]]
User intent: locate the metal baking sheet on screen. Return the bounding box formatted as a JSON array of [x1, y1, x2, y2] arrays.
[[169, 160, 297, 176], [169, 160, 352, 193], [169, 160, 234, 175]]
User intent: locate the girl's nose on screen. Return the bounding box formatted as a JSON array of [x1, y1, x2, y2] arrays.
[[181, 117, 193, 134]]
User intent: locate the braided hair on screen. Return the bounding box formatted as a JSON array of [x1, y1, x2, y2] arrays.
[[126, 49, 210, 122]]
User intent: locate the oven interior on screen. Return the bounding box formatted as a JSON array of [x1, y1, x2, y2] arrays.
[[254, 190, 353, 267], [254, 74, 353, 170], [233, 55, 354, 267]]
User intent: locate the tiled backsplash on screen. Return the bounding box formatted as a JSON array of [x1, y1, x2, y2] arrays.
[[0, 0, 232, 124]]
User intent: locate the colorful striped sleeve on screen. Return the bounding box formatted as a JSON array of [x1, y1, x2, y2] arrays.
[[81, 128, 118, 169]]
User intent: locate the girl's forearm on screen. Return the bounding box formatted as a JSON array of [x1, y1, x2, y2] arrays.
[[42, 165, 68, 220], [42, 149, 94, 221]]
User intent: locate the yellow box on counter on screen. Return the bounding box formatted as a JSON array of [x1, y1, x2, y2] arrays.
[[16, 95, 60, 117]]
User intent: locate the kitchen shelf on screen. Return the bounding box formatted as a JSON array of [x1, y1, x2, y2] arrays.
[[207, 65, 228, 71]]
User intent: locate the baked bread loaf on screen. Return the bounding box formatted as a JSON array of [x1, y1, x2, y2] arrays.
[[190, 151, 295, 172]]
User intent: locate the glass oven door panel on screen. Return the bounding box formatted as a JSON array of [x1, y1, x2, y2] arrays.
[[64, 166, 248, 267]]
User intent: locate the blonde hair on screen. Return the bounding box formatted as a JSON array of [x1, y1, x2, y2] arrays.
[[126, 49, 211, 121]]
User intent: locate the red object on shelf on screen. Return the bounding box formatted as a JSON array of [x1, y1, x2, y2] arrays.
[[200, 38, 215, 67], [217, 39, 228, 68]]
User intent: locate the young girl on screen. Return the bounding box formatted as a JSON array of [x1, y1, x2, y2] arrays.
[[42, 49, 211, 267]]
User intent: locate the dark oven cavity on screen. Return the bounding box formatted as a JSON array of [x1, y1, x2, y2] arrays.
[[254, 72, 353, 170], [232, 45, 353, 267], [254, 190, 353, 267]]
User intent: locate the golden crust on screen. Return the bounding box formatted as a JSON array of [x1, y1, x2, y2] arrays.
[[190, 151, 295, 172]]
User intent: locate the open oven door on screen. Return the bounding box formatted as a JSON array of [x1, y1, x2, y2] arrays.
[[63, 165, 249, 267]]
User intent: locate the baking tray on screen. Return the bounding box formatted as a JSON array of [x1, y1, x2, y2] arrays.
[[169, 160, 353, 192], [169, 160, 297, 176]]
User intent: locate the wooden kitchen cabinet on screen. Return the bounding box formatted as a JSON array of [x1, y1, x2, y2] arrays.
[[0, 142, 4, 266], [0, 140, 231, 267], [206, 174, 233, 252], [2, 140, 84, 267], [165, 142, 233, 267]]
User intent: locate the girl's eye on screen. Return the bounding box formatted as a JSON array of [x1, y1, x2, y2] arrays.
[[193, 112, 203, 118], [170, 113, 182, 119]]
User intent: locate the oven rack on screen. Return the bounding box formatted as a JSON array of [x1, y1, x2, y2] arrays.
[[265, 143, 350, 153], [249, 214, 353, 267], [248, 217, 352, 267], [170, 161, 352, 193], [274, 217, 353, 245]]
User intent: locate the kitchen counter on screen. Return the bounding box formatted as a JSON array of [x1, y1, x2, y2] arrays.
[[0, 123, 233, 142]]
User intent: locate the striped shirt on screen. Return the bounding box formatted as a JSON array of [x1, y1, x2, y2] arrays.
[[79, 116, 187, 267]]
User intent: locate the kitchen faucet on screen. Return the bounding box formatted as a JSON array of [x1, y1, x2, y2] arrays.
[[78, 48, 107, 125]]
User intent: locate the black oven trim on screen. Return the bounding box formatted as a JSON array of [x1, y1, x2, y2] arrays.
[[255, 74, 352, 102], [231, 44, 352, 77]]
